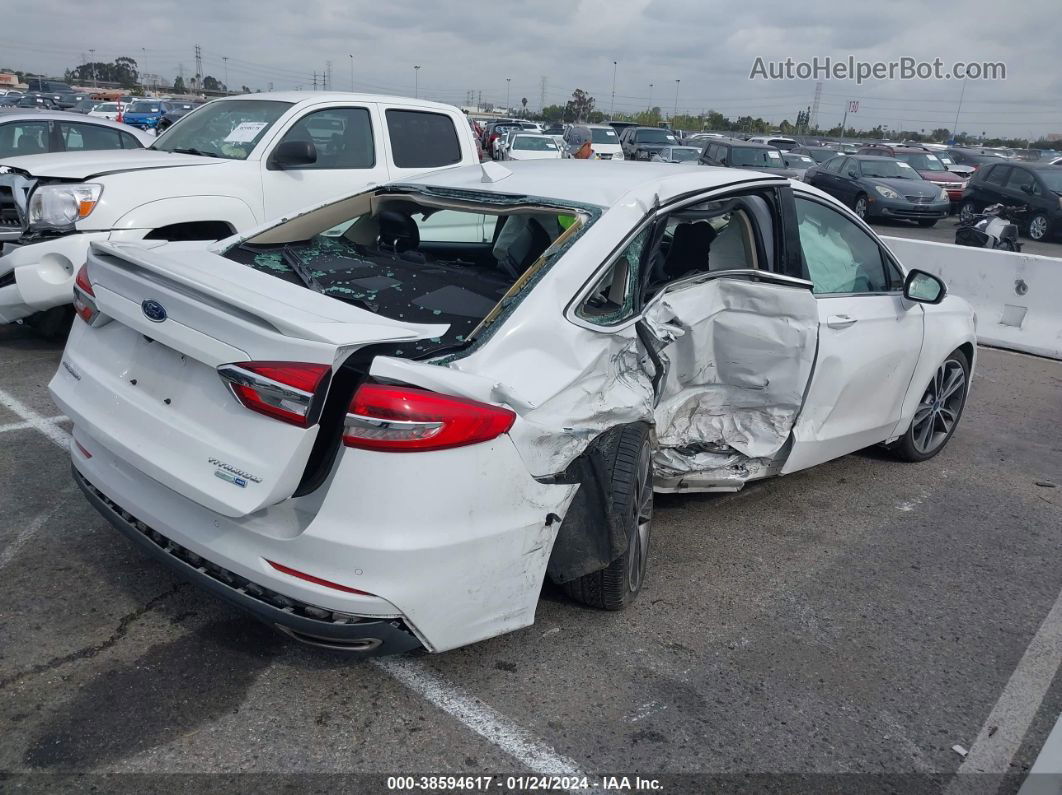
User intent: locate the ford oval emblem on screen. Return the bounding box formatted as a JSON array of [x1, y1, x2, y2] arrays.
[[142, 299, 167, 323]]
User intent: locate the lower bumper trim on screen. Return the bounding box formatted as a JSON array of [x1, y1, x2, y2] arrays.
[[73, 464, 423, 656]]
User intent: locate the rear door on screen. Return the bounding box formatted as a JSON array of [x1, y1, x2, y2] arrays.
[[974, 164, 1010, 207], [52, 242, 445, 518], [261, 104, 388, 219], [631, 186, 820, 489], [781, 192, 923, 473], [380, 107, 467, 182]]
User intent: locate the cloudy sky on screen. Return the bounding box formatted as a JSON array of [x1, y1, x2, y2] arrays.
[[4, 0, 1059, 138]]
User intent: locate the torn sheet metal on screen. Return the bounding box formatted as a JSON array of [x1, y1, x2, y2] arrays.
[[644, 278, 818, 485]]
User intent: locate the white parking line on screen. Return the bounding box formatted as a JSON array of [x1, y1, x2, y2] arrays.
[[1020, 715, 1062, 794], [375, 656, 586, 776], [0, 382, 586, 776], [948, 585, 1062, 788], [0, 389, 71, 448], [0, 415, 68, 435]]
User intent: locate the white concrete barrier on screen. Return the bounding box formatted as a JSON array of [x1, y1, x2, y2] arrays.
[[882, 236, 1062, 361]]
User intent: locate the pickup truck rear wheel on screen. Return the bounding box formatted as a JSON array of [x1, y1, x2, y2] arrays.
[[562, 424, 653, 611]]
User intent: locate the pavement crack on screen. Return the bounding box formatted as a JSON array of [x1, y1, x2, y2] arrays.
[[0, 583, 188, 691]]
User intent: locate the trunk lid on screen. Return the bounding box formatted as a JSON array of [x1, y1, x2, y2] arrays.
[[51, 242, 447, 517]]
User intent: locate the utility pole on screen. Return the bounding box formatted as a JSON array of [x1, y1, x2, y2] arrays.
[[951, 77, 967, 144], [648, 83, 653, 113], [414, 65, 420, 98], [89, 48, 97, 87], [811, 80, 823, 131], [505, 77, 511, 111], [673, 79, 680, 121], [539, 76, 547, 111], [326, 60, 332, 90], [313, 71, 317, 91], [349, 54, 354, 91], [222, 56, 229, 94], [477, 90, 482, 112], [609, 60, 617, 120]]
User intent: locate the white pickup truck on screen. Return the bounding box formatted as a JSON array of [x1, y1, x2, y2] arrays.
[[0, 92, 480, 334]]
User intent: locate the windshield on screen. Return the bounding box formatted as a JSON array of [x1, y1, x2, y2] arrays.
[[129, 102, 160, 113], [636, 129, 676, 144], [787, 155, 816, 167], [731, 147, 784, 167], [897, 153, 946, 172], [513, 136, 558, 151], [937, 154, 955, 165], [860, 159, 919, 179], [1037, 170, 1062, 192], [590, 127, 619, 144], [96, 103, 117, 112], [152, 99, 291, 160], [670, 147, 700, 161], [807, 149, 837, 163]]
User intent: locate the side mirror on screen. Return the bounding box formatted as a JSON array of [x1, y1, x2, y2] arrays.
[[904, 269, 946, 304], [269, 140, 317, 170], [847, 169, 859, 178]]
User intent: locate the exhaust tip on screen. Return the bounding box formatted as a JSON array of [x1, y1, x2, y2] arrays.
[[274, 624, 384, 653]]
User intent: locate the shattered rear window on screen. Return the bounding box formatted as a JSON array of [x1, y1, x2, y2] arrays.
[[225, 191, 600, 359]]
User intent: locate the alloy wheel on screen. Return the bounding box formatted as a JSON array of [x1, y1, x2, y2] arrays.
[[1029, 215, 1048, 241], [911, 359, 967, 455], [854, 196, 868, 218], [626, 443, 653, 593], [959, 202, 976, 224]]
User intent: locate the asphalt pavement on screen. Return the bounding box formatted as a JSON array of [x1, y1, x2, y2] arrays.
[[0, 324, 1060, 793]]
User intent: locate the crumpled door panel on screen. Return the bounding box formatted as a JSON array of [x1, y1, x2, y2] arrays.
[[643, 277, 819, 490]]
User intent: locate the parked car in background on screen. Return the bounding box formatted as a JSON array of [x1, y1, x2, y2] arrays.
[[958, 161, 1062, 241], [606, 120, 638, 137], [87, 102, 127, 121], [858, 145, 966, 207], [156, 101, 205, 133], [747, 135, 797, 151], [16, 94, 60, 110], [122, 100, 178, 134], [502, 133, 562, 160], [699, 139, 800, 178], [0, 112, 149, 160], [0, 95, 21, 108], [945, 148, 1005, 177], [782, 152, 817, 180], [621, 126, 679, 160], [0, 92, 482, 335], [68, 96, 99, 114], [51, 159, 974, 654], [804, 154, 950, 225], [792, 145, 844, 165], [650, 145, 702, 163]]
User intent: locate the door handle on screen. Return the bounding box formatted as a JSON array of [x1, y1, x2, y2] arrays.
[[827, 314, 858, 329]]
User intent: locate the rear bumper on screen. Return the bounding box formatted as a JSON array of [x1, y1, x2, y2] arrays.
[[74, 465, 423, 655]]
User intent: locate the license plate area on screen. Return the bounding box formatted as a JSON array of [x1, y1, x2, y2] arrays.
[[122, 334, 200, 406]]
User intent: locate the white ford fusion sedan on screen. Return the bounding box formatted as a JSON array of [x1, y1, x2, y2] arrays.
[[50, 160, 976, 655]]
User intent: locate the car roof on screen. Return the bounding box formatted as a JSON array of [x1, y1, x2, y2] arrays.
[[0, 111, 137, 131], [395, 160, 783, 209], [208, 91, 463, 113], [851, 155, 898, 161]]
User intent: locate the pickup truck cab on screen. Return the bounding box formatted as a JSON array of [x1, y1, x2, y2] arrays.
[[0, 92, 480, 332]]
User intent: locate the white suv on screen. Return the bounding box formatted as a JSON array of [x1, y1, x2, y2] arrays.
[[0, 92, 479, 334]]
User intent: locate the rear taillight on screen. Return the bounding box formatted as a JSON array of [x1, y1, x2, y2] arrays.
[[342, 383, 515, 452], [72, 265, 100, 325], [218, 361, 331, 427]]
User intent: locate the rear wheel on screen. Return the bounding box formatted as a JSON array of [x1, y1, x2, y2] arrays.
[[562, 424, 653, 610], [853, 194, 869, 219], [891, 350, 970, 462], [1027, 213, 1050, 241], [959, 201, 978, 224]]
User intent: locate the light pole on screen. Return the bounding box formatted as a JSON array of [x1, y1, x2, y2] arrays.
[[349, 54, 354, 91], [506, 77, 511, 112], [648, 83, 653, 114], [223, 56, 229, 94], [89, 48, 96, 87], [609, 60, 617, 120], [673, 79, 680, 121], [951, 76, 967, 144], [414, 65, 420, 98]]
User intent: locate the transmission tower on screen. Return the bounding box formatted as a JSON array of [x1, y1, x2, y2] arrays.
[[539, 76, 547, 110], [811, 81, 823, 131], [193, 44, 203, 92]]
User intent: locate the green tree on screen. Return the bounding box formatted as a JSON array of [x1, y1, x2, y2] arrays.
[[172, 75, 186, 93], [203, 75, 221, 92], [564, 89, 595, 122]]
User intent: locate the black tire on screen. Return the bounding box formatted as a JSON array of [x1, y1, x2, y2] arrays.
[[25, 306, 74, 342], [1026, 213, 1050, 242], [959, 201, 978, 224], [852, 193, 869, 219], [917, 219, 938, 228], [890, 349, 970, 462], [562, 424, 653, 611]]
